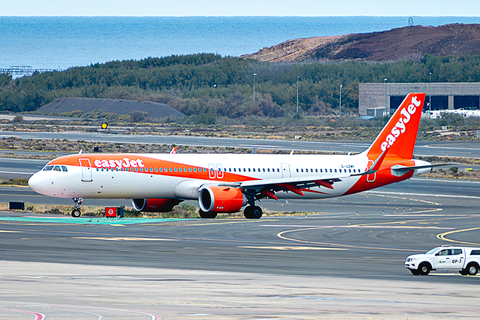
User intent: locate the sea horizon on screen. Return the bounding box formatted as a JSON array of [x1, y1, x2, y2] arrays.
[[1, 16, 479, 70]]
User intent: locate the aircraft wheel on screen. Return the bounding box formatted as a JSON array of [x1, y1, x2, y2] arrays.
[[244, 206, 262, 219], [199, 210, 217, 219], [71, 209, 82, 218]]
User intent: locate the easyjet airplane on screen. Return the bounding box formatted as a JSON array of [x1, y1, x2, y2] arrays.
[[29, 93, 438, 219]]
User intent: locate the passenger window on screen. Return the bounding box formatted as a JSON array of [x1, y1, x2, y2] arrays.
[[267, 168, 270, 172]]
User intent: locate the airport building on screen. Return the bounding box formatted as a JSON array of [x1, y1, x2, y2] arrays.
[[359, 83, 480, 116]]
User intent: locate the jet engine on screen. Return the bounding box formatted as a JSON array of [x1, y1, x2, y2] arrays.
[[198, 186, 246, 213], [132, 198, 182, 212]]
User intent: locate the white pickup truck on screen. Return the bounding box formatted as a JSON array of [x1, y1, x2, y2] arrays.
[[405, 246, 480, 276]]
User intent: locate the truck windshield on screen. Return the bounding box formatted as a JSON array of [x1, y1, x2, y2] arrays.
[[426, 248, 441, 255]]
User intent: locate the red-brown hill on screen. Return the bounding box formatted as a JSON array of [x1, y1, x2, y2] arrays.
[[243, 23, 480, 62]]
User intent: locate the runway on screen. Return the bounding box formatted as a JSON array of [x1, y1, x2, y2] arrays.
[[0, 177, 479, 318], [2, 130, 480, 157]]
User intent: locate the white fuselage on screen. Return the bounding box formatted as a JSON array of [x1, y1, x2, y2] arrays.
[[29, 153, 373, 200]]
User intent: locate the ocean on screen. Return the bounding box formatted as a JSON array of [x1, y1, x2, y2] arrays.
[[1, 16, 480, 70]]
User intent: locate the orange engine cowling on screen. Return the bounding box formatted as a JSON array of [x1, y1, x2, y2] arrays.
[[199, 186, 246, 213], [132, 198, 182, 212]]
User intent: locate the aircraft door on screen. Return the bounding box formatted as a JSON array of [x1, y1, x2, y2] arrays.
[[281, 163, 291, 178], [366, 159, 376, 183], [79, 158, 93, 182]]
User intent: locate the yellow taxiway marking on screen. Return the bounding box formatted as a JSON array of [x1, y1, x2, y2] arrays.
[[437, 227, 480, 246], [277, 228, 423, 252], [239, 246, 347, 251], [74, 237, 177, 241]]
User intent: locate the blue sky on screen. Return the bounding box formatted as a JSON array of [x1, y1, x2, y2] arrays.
[[3, 0, 480, 16]]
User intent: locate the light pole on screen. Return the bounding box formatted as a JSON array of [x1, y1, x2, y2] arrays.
[[253, 73, 257, 103], [296, 76, 300, 115], [429, 72, 432, 111], [339, 84, 343, 116], [384, 78, 388, 113]]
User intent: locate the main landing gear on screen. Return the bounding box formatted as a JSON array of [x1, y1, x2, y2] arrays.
[[244, 205, 262, 219], [72, 198, 83, 218]]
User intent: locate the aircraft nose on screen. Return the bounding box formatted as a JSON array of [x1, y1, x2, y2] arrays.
[[28, 172, 43, 193]]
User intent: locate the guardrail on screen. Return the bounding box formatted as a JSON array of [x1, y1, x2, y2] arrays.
[[0, 66, 62, 76]]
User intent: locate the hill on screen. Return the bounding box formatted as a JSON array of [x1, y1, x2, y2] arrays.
[[244, 23, 480, 62], [36, 97, 184, 120]]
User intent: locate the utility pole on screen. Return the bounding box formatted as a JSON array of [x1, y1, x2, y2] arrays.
[[296, 76, 300, 115], [253, 73, 257, 103], [384, 78, 388, 113], [339, 84, 343, 116], [429, 72, 432, 111]]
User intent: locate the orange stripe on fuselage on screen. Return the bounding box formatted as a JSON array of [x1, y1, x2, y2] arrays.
[[47, 154, 260, 183], [345, 158, 415, 195]]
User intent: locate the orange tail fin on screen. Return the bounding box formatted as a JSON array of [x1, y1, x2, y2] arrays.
[[366, 93, 426, 160]]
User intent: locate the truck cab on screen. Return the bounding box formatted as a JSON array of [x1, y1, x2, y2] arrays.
[[405, 246, 480, 276]]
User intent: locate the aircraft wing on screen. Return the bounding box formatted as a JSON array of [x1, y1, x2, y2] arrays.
[[215, 148, 391, 200], [216, 174, 348, 199]]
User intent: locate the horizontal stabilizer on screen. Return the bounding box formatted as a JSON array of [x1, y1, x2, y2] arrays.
[[391, 163, 450, 172]]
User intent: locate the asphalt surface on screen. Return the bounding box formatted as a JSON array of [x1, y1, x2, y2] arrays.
[[2, 130, 480, 157], [0, 133, 480, 318], [1, 178, 480, 319]]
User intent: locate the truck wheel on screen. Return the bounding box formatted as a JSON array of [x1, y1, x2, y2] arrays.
[[466, 263, 479, 275], [419, 262, 431, 275]]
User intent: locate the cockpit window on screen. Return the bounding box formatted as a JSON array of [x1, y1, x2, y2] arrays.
[[61, 166, 68, 172], [53, 166, 61, 171], [43, 165, 54, 171]]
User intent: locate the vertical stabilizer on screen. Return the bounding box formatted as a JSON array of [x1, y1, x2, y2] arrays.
[[366, 93, 426, 160]]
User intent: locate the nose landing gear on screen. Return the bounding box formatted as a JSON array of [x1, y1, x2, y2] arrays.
[[72, 198, 83, 218]]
